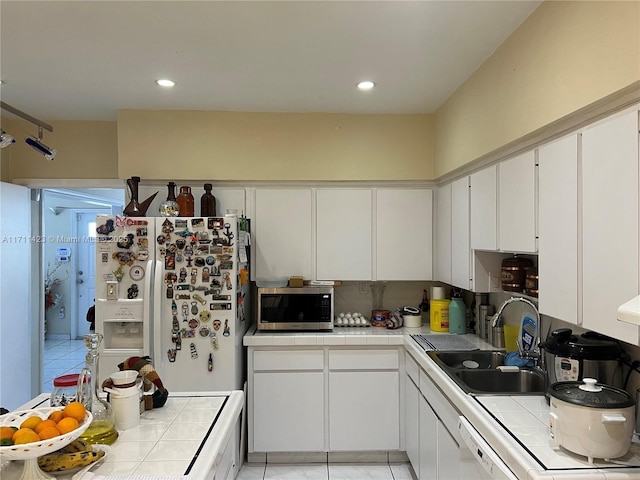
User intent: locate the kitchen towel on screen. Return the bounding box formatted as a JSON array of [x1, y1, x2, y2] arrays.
[[411, 334, 479, 352]]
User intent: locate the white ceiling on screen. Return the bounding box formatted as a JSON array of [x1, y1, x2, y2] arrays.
[[0, 1, 541, 122]]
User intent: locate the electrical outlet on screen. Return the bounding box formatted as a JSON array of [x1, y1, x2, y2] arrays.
[[359, 282, 369, 294], [58, 307, 65, 319]]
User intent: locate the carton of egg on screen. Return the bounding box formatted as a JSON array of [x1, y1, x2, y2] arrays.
[[334, 312, 370, 327]]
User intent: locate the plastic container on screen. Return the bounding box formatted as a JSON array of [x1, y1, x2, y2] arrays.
[[430, 299, 450, 332], [504, 324, 519, 351], [448, 297, 466, 334]]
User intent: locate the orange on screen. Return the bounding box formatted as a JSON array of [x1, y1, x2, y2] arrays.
[[34, 419, 57, 435], [56, 416, 78, 435], [48, 410, 65, 423], [20, 415, 43, 430], [37, 426, 61, 440], [62, 402, 86, 422], [0, 426, 17, 440], [12, 428, 40, 444]]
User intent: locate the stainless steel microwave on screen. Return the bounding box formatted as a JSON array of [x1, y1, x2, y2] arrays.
[[257, 287, 334, 331]]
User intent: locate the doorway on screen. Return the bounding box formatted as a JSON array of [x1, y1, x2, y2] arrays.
[[73, 210, 108, 339]]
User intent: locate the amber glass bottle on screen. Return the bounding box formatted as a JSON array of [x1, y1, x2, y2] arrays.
[[200, 183, 217, 217], [177, 186, 195, 217]]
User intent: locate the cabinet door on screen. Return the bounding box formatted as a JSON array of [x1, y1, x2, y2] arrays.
[[435, 184, 452, 284], [376, 189, 433, 280], [405, 375, 420, 470], [254, 189, 312, 281], [419, 394, 437, 480], [329, 371, 399, 450], [437, 422, 459, 480], [470, 165, 497, 251], [499, 151, 537, 253], [582, 109, 639, 344], [538, 135, 579, 324], [451, 177, 470, 290], [253, 371, 324, 452], [317, 189, 372, 280]]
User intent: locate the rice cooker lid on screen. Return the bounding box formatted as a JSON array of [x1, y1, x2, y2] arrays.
[[543, 328, 623, 360], [549, 378, 634, 408]]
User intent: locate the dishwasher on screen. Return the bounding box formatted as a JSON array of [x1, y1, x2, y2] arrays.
[[458, 416, 518, 480]]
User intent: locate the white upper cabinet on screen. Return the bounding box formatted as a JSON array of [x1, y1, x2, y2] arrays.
[[376, 189, 433, 280], [499, 150, 537, 253], [538, 134, 579, 324], [470, 165, 497, 251], [317, 189, 372, 280], [253, 189, 313, 281], [581, 109, 639, 344], [435, 184, 452, 284], [451, 177, 471, 290]]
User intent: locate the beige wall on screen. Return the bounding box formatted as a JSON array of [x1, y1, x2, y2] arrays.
[[434, 0, 640, 177], [117, 110, 434, 181], [1, 118, 118, 181], [4, 1, 639, 183]]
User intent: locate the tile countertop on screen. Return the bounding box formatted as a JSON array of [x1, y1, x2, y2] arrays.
[[245, 326, 640, 479], [0, 391, 243, 480], [242, 323, 495, 347], [404, 340, 640, 480]]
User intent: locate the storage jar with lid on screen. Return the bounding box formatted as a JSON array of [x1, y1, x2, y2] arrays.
[[501, 255, 533, 292], [50, 373, 89, 407]]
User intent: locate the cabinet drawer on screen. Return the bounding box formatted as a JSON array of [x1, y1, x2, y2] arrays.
[[253, 350, 324, 371], [405, 351, 419, 386], [419, 369, 460, 440], [329, 349, 399, 370]]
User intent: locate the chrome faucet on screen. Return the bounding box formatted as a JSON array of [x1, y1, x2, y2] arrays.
[[492, 297, 543, 368]]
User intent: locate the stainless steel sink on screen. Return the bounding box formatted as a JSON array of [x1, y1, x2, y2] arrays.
[[427, 350, 546, 395], [430, 350, 507, 369], [453, 369, 545, 395]]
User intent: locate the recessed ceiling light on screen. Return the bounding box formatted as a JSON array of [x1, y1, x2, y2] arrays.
[[357, 81, 375, 91], [156, 79, 175, 87]]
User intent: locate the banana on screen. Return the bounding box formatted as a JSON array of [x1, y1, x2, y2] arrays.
[[59, 438, 92, 453], [37, 449, 105, 472]]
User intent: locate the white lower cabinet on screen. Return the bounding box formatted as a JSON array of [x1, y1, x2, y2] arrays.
[[406, 352, 460, 480], [251, 349, 325, 453], [419, 394, 438, 480], [248, 346, 402, 455], [329, 370, 399, 450]]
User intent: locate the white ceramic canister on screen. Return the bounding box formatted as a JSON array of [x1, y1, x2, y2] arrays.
[[401, 306, 422, 328], [548, 378, 635, 464], [104, 385, 141, 430]]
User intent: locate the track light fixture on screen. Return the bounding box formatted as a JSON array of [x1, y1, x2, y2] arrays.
[[26, 126, 56, 161], [0, 130, 16, 148], [0, 101, 55, 161]]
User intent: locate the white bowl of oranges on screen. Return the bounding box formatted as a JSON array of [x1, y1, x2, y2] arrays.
[[0, 402, 92, 461]]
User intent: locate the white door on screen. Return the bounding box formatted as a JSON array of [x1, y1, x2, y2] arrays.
[[0, 182, 34, 409], [73, 211, 108, 339]]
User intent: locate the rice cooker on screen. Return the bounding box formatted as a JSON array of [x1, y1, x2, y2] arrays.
[[548, 378, 635, 463], [542, 328, 625, 390]]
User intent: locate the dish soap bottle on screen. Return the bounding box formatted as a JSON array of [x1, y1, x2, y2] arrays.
[[448, 289, 466, 335]]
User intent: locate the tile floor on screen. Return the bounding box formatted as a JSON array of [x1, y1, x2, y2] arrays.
[[237, 463, 414, 480], [42, 337, 87, 393], [43, 339, 416, 480]]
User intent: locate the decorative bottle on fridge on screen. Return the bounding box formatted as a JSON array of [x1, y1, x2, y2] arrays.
[[177, 186, 194, 217], [200, 183, 216, 217], [159, 182, 180, 217]]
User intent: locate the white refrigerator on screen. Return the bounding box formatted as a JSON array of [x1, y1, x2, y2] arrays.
[[94, 214, 251, 392]]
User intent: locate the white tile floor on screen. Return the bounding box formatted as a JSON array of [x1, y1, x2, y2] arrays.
[[237, 463, 414, 480], [42, 338, 87, 393]]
